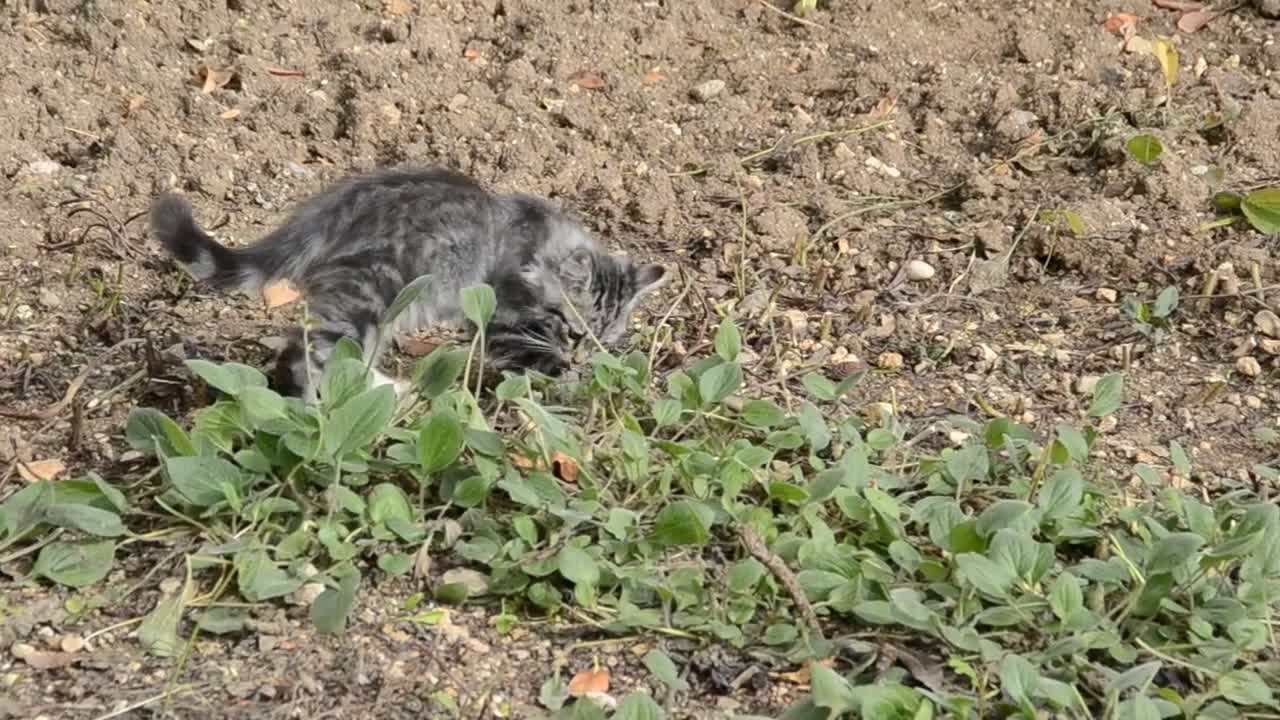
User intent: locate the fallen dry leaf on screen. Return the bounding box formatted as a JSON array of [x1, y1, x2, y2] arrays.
[[772, 658, 834, 687], [265, 65, 305, 78], [386, 0, 413, 15], [508, 453, 545, 471], [1125, 34, 1154, 55], [12, 643, 80, 670], [262, 280, 301, 309], [124, 94, 148, 115], [463, 47, 481, 60], [869, 92, 898, 118], [569, 70, 606, 90], [551, 451, 580, 483], [1102, 12, 1141, 37], [396, 336, 440, 357], [413, 543, 432, 578], [220, 108, 241, 120], [568, 668, 610, 696], [17, 458, 66, 483], [198, 65, 236, 94], [1152, 0, 1203, 10], [642, 66, 664, 84], [1177, 8, 1219, 33], [1152, 36, 1180, 86]]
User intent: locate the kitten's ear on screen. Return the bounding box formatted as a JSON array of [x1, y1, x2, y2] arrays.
[[561, 247, 595, 292], [634, 263, 668, 296]]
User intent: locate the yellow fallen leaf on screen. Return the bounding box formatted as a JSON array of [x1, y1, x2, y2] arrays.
[[262, 280, 300, 308], [1152, 36, 1179, 87], [18, 458, 66, 483]]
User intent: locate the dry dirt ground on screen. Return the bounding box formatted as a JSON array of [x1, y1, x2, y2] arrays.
[[2, 0, 1280, 718]]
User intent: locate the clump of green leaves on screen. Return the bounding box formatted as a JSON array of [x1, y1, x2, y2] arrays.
[[1209, 188, 1280, 236], [1122, 285, 1179, 339], [1125, 134, 1164, 165], [4, 299, 1279, 720]]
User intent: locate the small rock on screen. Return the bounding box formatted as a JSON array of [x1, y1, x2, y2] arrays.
[[877, 352, 904, 370], [1259, 338, 1280, 356], [690, 79, 726, 102], [1245, 395, 1263, 409], [38, 286, 61, 307], [904, 260, 935, 281], [289, 582, 326, 606], [447, 93, 468, 112], [59, 635, 85, 653], [865, 155, 901, 178], [258, 636, 279, 653], [1095, 288, 1118, 303], [1258, 0, 1280, 19], [258, 336, 290, 352], [1076, 375, 1099, 395], [285, 162, 312, 178], [20, 159, 63, 177], [441, 568, 489, 595], [1098, 415, 1118, 433], [1236, 356, 1262, 377], [1254, 309, 1280, 338], [380, 104, 402, 126], [14, 304, 34, 322], [994, 109, 1039, 143], [833, 142, 856, 161]]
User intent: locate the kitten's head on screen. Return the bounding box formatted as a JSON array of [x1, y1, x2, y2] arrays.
[[556, 247, 668, 346]]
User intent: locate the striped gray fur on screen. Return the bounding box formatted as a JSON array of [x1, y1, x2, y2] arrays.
[[150, 167, 667, 401]]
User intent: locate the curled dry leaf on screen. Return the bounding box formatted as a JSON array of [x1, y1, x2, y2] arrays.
[[12, 643, 80, 670], [17, 458, 66, 483], [220, 108, 241, 120], [567, 668, 610, 696], [551, 451, 580, 483], [508, 453, 543, 471], [1176, 8, 1219, 33], [462, 47, 481, 61], [262, 279, 301, 308], [569, 70, 606, 90], [124, 94, 148, 116], [1152, 0, 1203, 10], [198, 65, 236, 94], [1102, 12, 1140, 37]]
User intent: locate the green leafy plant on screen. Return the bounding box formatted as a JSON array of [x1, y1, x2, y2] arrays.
[[1125, 134, 1164, 165], [1208, 188, 1280, 236], [1121, 285, 1179, 340]]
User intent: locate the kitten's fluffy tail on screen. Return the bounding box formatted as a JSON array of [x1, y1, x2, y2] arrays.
[[150, 193, 261, 290]]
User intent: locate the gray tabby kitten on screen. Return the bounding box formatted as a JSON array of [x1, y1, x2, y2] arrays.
[[150, 167, 667, 401]]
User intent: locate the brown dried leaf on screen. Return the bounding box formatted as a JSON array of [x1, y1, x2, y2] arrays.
[[262, 280, 300, 309], [567, 668, 610, 696], [199, 65, 236, 94], [462, 47, 481, 60], [413, 543, 432, 578], [220, 108, 241, 120], [124, 94, 148, 115], [17, 458, 66, 483], [1124, 34, 1153, 55], [869, 92, 898, 118], [642, 67, 664, 84], [1176, 8, 1219, 33], [551, 451, 580, 483], [508, 453, 545, 471], [12, 643, 79, 670], [265, 66, 305, 78], [396, 336, 440, 357], [569, 70, 606, 90], [386, 0, 413, 15]]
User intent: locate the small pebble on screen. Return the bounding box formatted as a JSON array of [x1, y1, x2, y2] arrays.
[[690, 79, 726, 102], [1254, 310, 1280, 339], [1076, 375, 1099, 394], [877, 352, 904, 370], [1236, 356, 1262, 377], [905, 260, 935, 281], [447, 93, 468, 112], [1095, 288, 1117, 303]]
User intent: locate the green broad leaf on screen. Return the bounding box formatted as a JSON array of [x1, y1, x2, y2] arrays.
[[726, 558, 765, 593], [1126, 134, 1164, 164], [1214, 190, 1244, 212], [740, 399, 786, 428], [1055, 424, 1089, 461], [239, 386, 288, 425], [33, 540, 115, 588], [514, 399, 569, 440], [714, 315, 742, 362], [460, 283, 497, 328], [1146, 532, 1204, 574], [312, 566, 362, 634], [165, 456, 242, 508], [185, 360, 267, 396], [42, 503, 124, 538], [1039, 468, 1084, 521], [956, 553, 1015, 598], [946, 445, 989, 485], [1106, 661, 1161, 694], [975, 500, 1033, 537], [413, 347, 468, 399], [494, 373, 531, 401], [377, 553, 413, 575], [1169, 440, 1191, 478], [330, 337, 363, 363], [320, 357, 373, 411], [1049, 572, 1084, 622], [464, 429, 505, 457], [1217, 669, 1274, 706], [557, 545, 600, 587], [125, 408, 196, 457], [698, 361, 743, 405], [139, 593, 185, 657], [367, 483, 414, 526], [802, 372, 837, 401], [1118, 696, 1161, 720], [796, 402, 831, 451], [652, 398, 683, 427], [1, 482, 53, 539], [322, 384, 397, 458], [235, 549, 304, 602], [643, 649, 689, 691], [1153, 285, 1179, 319], [999, 654, 1039, 709], [381, 273, 433, 328], [196, 607, 250, 635], [419, 411, 464, 472], [614, 693, 665, 720], [651, 501, 712, 547], [1088, 373, 1124, 418], [809, 662, 857, 716], [1241, 188, 1280, 235], [434, 582, 470, 605]]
